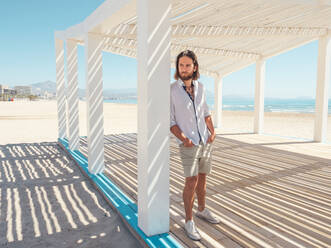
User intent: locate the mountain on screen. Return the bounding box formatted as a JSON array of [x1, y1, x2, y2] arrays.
[[28, 81, 137, 99], [30, 80, 56, 95]]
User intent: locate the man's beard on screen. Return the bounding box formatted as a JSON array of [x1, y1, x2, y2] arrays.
[[179, 71, 194, 81]]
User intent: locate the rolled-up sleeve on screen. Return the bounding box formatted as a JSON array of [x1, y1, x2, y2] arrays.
[[170, 93, 177, 127]]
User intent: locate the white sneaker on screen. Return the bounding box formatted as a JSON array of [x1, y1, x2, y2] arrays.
[[196, 208, 221, 224], [184, 220, 201, 241]]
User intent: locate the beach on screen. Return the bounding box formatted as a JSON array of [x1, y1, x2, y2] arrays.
[[0, 100, 330, 144], [0, 100, 147, 247], [0, 142, 142, 248], [1, 100, 331, 247]]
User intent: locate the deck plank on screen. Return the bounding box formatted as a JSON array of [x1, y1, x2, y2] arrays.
[[79, 133, 331, 248]]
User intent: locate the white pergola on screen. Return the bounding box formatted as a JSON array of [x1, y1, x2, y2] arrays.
[[55, 0, 331, 236]]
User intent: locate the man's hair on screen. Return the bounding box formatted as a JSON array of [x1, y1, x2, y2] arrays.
[[174, 50, 200, 80]]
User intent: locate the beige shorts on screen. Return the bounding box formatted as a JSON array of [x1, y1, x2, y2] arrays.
[[179, 142, 213, 177]]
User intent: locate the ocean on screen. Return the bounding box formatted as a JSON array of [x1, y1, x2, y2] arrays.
[[104, 98, 331, 114]]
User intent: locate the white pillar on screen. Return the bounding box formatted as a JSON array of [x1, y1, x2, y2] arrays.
[[85, 34, 104, 174], [55, 38, 66, 139], [214, 76, 223, 128], [66, 40, 80, 150], [137, 0, 171, 236], [314, 36, 331, 142], [254, 59, 266, 134]]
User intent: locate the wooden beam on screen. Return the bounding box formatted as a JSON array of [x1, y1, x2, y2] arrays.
[[54, 0, 135, 40], [85, 33, 105, 174], [55, 38, 66, 139], [254, 59, 266, 134], [264, 37, 317, 59], [171, 44, 260, 60], [100, 35, 260, 60], [172, 25, 329, 38], [137, 0, 171, 236], [103, 23, 329, 38], [103, 44, 219, 77], [314, 36, 331, 142], [66, 40, 80, 151], [214, 76, 223, 128]]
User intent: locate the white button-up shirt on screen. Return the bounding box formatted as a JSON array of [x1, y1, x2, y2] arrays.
[[170, 79, 211, 145]]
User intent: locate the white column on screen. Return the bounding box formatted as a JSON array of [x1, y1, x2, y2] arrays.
[[55, 38, 66, 139], [254, 59, 266, 134], [214, 76, 223, 128], [66, 40, 80, 150], [137, 0, 171, 236], [85, 34, 104, 174], [314, 36, 331, 142]]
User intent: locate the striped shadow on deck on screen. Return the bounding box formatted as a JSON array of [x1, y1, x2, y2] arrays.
[[58, 138, 183, 248], [77, 133, 331, 248]]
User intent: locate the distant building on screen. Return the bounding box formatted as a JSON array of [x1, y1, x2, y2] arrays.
[[0, 84, 8, 95], [43, 91, 55, 99], [4, 89, 17, 95], [0, 85, 17, 100], [14, 86, 31, 96]]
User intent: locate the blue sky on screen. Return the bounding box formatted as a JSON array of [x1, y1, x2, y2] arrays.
[[0, 0, 330, 99]]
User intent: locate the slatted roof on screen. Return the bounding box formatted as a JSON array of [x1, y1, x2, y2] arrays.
[[55, 0, 331, 77]]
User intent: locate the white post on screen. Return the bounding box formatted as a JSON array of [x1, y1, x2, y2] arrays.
[[314, 36, 331, 142], [137, 0, 171, 236], [214, 76, 223, 128], [66, 40, 80, 150], [55, 38, 66, 139], [254, 59, 266, 134], [85, 34, 104, 174]]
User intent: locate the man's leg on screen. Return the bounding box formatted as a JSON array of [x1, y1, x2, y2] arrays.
[[195, 146, 221, 224], [196, 143, 212, 212], [183, 175, 198, 222], [196, 173, 206, 212]]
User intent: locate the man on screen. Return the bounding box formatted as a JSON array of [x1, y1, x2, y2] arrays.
[[170, 50, 220, 241]]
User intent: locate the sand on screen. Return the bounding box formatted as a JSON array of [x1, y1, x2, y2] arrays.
[[0, 100, 330, 144], [0, 101, 146, 247], [0, 100, 330, 247], [0, 142, 142, 248]]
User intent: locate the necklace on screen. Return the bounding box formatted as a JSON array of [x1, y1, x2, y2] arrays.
[[183, 83, 194, 100]]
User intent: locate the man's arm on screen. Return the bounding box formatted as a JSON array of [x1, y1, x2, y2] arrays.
[[205, 115, 216, 143], [170, 125, 194, 147]]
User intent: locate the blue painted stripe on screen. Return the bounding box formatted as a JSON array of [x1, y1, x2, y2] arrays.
[[58, 138, 182, 248]]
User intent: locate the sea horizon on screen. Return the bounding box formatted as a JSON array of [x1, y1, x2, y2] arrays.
[[103, 97, 331, 114]]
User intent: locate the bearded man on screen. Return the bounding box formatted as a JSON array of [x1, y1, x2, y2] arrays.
[[170, 50, 220, 241]]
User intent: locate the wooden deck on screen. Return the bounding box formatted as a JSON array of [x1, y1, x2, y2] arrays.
[[79, 133, 331, 248]]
